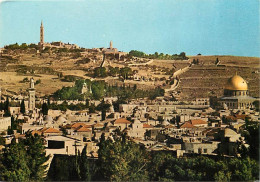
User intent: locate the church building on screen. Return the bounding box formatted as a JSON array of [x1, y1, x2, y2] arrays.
[[38, 21, 79, 50], [102, 41, 128, 61]]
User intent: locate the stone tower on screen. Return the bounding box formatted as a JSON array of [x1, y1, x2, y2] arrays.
[[81, 82, 88, 94], [40, 21, 44, 44], [28, 78, 36, 111], [109, 40, 113, 49], [89, 84, 92, 94]]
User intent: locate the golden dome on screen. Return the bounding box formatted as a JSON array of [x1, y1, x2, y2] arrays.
[[225, 75, 248, 91]]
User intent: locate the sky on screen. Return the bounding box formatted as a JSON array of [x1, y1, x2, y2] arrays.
[[0, 0, 259, 57]]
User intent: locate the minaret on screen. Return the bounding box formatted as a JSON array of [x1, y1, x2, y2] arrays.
[[109, 40, 113, 49], [40, 21, 44, 44], [28, 78, 36, 111]]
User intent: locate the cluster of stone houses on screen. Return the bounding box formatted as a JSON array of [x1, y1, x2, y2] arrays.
[[0, 92, 258, 159], [0, 74, 259, 161]]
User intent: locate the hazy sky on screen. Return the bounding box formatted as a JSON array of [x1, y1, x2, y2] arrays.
[[0, 0, 259, 57]]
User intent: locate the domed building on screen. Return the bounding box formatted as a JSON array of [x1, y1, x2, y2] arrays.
[[43, 115, 53, 126], [56, 115, 67, 125], [220, 74, 256, 110]]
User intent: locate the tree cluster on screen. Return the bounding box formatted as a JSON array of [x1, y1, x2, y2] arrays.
[[47, 134, 259, 181], [62, 75, 84, 82], [96, 99, 111, 121], [0, 133, 49, 181], [7, 116, 24, 135], [47, 146, 91, 181], [93, 67, 107, 78], [53, 79, 165, 101], [4, 43, 38, 50], [253, 100, 259, 112], [192, 58, 199, 64], [0, 97, 11, 117], [241, 120, 259, 161], [149, 152, 258, 181], [93, 66, 133, 79], [129, 50, 189, 60]]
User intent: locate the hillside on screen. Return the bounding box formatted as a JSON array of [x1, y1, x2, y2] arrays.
[[176, 55, 260, 100], [0, 48, 259, 100]]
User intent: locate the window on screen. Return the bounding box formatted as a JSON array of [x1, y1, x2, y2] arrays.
[[204, 149, 207, 153], [198, 148, 202, 153]]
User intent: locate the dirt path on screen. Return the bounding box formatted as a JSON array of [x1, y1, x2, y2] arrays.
[[165, 64, 192, 93]]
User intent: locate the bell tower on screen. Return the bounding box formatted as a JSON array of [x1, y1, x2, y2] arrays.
[[109, 40, 113, 49], [40, 21, 44, 44], [81, 82, 88, 94], [28, 78, 36, 111]]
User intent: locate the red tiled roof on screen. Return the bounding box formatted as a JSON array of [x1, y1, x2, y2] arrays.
[[40, 127, 61, 133], [143, 124, 153, 128], [75, 126, 92, 132], [180, 119, 207, 128], [114, 118, 131, 124], [235, 114, 247, 120], [180, 122, 196, 128], [190, 119, 207, 125], [71, 123, 87, 129], [94, 123, 104, 128], [75, 124, 92, 130]]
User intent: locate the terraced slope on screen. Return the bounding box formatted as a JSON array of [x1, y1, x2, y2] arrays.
[[176, 56, 259, 100]]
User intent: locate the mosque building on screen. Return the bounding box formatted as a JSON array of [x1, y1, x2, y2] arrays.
[[220, 74, 256, 110]]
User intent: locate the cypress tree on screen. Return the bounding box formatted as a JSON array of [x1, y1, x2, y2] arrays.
[[0, 102, 4, 111], [42, 103, 48, 115], [23, 132, 50, 181], [101, 110, 106, 121], [4, 97, 11, 117], [20, 99, 25, 114], [79, 145, 91, 181], [85, 99, 90, 107]]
